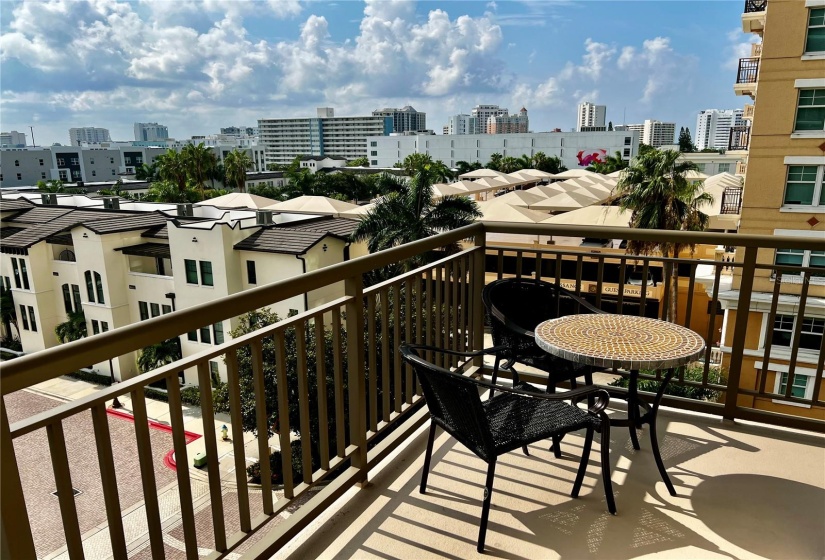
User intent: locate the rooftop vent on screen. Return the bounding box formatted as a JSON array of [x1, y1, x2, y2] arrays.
[[256, 209, 274, 226], [176, 203, 194, 217], [41, 193, 57, 206]]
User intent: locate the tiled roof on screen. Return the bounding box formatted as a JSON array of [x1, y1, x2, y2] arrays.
[[234, 229, 329, 255], [281, 217, 358, 237], [85, 212, 168, 234], [0, 197, 35, 212], [115, 242, 171, 259], [0, 226, 25, 239], [142, 224, 168, 239], [7, 206, 73, 224]]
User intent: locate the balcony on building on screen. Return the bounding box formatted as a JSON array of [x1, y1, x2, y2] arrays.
[[735, 160, 748, 176], [743, 103, 755, 120], [728, 125, 751, 152], [734, 58, 759, 97], [2, 223, 824, 560], [742, 0, 767, 33]]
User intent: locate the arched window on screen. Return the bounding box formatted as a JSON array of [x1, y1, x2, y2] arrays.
[[58, 249, 76, 262]]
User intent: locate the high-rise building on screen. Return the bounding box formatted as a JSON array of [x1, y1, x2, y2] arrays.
[[576, 102, 607, 132], [69, 127, 111, 146], [220, 126, 258, 137], [721, 0, 825, 413], [471, 104, 508, 134], [695, 109, 746, 150], [134, 122, 169, 142], [444, 114, 476, 135], [487, 108, 529, 134], [258, 108, 392, 166], [642, 120, 676, 147], [372, 106, 427, 133], [0, 130, 27, 147]]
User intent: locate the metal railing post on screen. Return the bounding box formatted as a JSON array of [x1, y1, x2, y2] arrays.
[[345, 274, 368, 485], [472, 227, 487, 367], [1, 400, 36, 559], [724, 246, 758, 421]]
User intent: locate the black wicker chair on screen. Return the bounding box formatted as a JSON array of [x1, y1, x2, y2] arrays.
[[483, 277, 606, 391], [400, 343, 615, 553]]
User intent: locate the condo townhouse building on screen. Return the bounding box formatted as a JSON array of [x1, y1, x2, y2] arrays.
[[723, 0, 825, 419], [0, 194, 366, 385], [0, 142, 266, 190]]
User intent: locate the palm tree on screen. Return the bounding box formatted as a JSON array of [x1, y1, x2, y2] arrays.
[[615, 149, 713, 322], [138, 338, 182, 373], [55, 310, 88, 343], [498, 156, 521, 173], [587, 151, 628, 174], [136, 162, 160, 182], [515, 154, 533, 170], [531, 152, 567, 174], [182, 143, 217, 199], [224, 149, 253, 193], [155, 149, 189, 193], [144, 180, 200, 203], [486, 153, 503, 171], [352, 160, 481, 271], [455, 160, 482, 176]]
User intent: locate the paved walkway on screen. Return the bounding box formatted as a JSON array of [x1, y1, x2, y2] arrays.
[[10, 376, 289, 559]]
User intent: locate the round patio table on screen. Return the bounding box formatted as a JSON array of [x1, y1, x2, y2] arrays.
[[534, 314, 705, 496]]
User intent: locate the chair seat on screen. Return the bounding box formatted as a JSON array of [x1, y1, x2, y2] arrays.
[[483, 383, 599, 455]]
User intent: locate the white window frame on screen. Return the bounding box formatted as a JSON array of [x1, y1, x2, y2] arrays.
[[792, 82, 825, 138], [805, 6, 825, 54], [769, 313, 825, 353], [782, 162, 824, 208]]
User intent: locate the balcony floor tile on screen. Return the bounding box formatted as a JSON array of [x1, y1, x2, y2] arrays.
[[276, 407, 825, 560]]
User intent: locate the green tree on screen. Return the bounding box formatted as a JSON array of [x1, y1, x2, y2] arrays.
[[351, 161, 481, 270], [586, 151, 629, 174], [615, 149, 713, 321], [498, 156, 521, 173], [531, 152, 567, 174], [347, 156, 370, 167], [55, 310, 88, 343], [486, 153, 503, 171], [678, 127, 695, 153], [608, 121, 613, 131], [36, 179, 66, 192], [156, 149, 189, 194], [224, 149, 254, 193], [455, 160, 482, 175], [514, 154, 533, 170], [182, 143, 217, 199], [137, 338, 182, 373], [136, 162, 160, 182], [0, 285, 19, 340], [144, 180, 200, 203]]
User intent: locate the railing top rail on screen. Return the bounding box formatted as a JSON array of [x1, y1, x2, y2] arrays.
[[0, 222, 484, 393], [484, 223, 825, 251], [363, 246, 480, 295]]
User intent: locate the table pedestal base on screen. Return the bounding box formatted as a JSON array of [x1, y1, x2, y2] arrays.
[[609, 369, 677, 496]]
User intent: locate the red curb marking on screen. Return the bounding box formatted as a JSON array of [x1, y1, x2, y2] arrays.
[[107, 407, 201, 471]]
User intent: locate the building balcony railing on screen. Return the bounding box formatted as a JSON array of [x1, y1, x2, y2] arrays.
[[735, 160, 748, 175], [751, 42, 762, 57], [729, 125, 751, 151], [736, 58, 760, 84], [720, 186, 744, 214], [743, 103, 755, 120], [744, 0, 767, 14], [2, 223, 824, 559]]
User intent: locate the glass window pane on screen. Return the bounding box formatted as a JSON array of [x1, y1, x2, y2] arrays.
[[807, 27, 825, 52], [810, 8, 825, 26], [787, 165, 819, 181], [101, 322, 109, 333], [150, 303, 160, 317], [200, 326, 211, 344], [92, 320, 100, 335], [20, 260, 29, 290], [85, 271, 95, 302], [62, 284, 72, 314], [185, 259, 198, 284], [94, 272, 105, 304], [213, 321, 224, 344], [162, 304, 172, 314], [779, 373, 807, 398], [784, 183, 814, 205], [28, 307, 36, 332], [72, 285, 81, 311], [20, 305, 28, 330], [139, 301, 149, 321], [200, 261, 213, 287], [795, 107, 825, 130], [187, 331, 198, 342]]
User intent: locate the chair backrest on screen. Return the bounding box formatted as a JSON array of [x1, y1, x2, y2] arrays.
[[483, 278, 604, 337], [399, 344, 495, 462]]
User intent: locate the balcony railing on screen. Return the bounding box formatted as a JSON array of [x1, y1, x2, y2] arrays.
[[736, 58, 760, 84], [743, 103, 755, 119], [736, 160, 748, 175], [751, 42, 762, 57], [729, 125, 751, 151], [720, 186, 744, 214], [744, 0, 767, 13], [2, 223, 824, 559]]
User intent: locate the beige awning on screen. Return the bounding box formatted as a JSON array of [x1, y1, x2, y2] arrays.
[[529, 190, 599, 212], [195, 192, 278, 209], [431, 183, 468, 198], [542, 206, 632, 228], [264, 196, 360, 216], [491, 190, 546, 208], [458, 169, 510, 180], [524, 184, 565, 198], [477, 201, 551, 223], [339, 203, 375, 219], [551, 169, 604, 180]]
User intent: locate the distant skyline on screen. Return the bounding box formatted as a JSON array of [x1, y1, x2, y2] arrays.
[[0, 0, 756, 146]]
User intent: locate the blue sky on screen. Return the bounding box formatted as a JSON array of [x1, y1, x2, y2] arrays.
[[0, 0, 756, 146]]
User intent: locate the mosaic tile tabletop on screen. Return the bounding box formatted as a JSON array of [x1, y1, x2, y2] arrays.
[[535, 314, 706, 370]]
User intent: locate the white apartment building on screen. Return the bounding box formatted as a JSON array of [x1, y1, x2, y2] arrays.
[[69, 127, 111, 146], [695, 109, 746, 150], [259, 108, 392, 167], [1, 131, 28, 148], [444, 114, 476, 135], [0, 193, 366, 385], [367, 130, 639, 169], [576, 102, 607, 131], [134, 122, 169, 142]]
